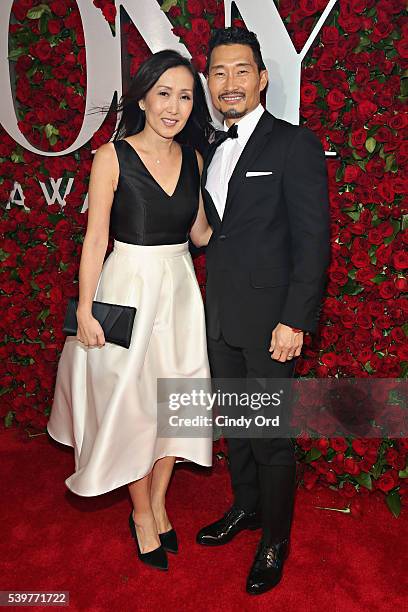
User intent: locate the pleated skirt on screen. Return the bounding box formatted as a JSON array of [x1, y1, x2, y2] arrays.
[[47, 239, 213, 496]]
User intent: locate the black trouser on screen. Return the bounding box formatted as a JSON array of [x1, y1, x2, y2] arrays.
[[207, 333, 297, 544]]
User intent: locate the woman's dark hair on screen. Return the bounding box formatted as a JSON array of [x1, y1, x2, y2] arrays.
[[112, 50, 212, 153], [206, 27, 266, 74]]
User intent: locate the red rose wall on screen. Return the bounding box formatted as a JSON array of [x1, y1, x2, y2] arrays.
[[1, 0, 407, 516]]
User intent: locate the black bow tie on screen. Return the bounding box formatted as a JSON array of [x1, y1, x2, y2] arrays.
[[213, 123, 238, 147]]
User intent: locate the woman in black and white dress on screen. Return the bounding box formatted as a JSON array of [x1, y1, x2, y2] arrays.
[[47, 50, 214, 571]]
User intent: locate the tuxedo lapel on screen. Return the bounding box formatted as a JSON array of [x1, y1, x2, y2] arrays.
[[222, 112, 275, 222]]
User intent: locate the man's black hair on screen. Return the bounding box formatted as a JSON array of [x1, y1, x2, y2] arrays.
[[206, 27, 266, 74]]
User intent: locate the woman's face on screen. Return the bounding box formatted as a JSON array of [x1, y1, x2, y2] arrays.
[[140, 66, 194, 139]]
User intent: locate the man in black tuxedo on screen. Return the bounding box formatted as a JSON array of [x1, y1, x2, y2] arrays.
[[196, 27, 330, 594]]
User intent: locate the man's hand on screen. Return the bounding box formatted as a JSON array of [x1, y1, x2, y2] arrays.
[[269, 323, 304, 362]]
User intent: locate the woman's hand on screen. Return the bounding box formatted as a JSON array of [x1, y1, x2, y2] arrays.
[[76, 308, 106, 348], [189, 150, 213, 248]]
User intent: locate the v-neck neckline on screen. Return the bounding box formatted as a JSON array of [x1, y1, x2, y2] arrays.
[[121, 139, 184, 199]]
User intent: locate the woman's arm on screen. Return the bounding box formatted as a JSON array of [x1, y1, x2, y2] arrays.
[[189, 150, 213, 248], [76, 142, 118, 318]]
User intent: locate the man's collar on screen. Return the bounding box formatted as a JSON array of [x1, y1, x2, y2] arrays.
[[223, 103, 265, 144]]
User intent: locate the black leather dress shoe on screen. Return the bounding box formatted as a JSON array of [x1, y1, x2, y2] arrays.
[[196, 505, 260, 546], [246, 538, 290, 594]]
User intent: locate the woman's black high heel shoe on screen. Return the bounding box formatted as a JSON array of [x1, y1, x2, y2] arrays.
[[128, 511, 168, 570], [159, 528, 178, 554]]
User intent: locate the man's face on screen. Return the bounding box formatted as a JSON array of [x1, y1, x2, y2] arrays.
[[207, 44, 268, 125]]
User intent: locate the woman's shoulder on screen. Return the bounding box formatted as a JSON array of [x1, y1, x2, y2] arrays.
[[94, 140, 119, 159]]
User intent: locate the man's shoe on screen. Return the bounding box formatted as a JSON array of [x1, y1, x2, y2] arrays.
[[246, 538, 289, 594], [196, 505, 260, 546]]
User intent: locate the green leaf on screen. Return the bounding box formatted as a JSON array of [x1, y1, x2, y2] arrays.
[[364, 361, 374, 374], [385, 155, 395, 172], [346, 211, 360, 221], [304, 447, 322, 463], [4, 411, 15, 427], [45, 124, 59, 138], [398, 466, 408, 478], [160, 0, 178, 11], [371, 274, 387, 284], [37, 308, 50, 322], [27, 4, 51, 19], [365, 137, 376, 153], [386, 490, 401, 518], [335, 166, 344, 182], [354, 472, 372, 490], [11, 150, 24, 163], [0, 249, 10, 262], [8, 48, 26, 61], [342, 278, 365, 295]]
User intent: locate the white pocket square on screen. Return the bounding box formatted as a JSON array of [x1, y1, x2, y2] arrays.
[[246, 171, 274, 177]]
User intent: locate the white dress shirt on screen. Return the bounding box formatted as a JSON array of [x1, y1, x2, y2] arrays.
[[206, 103, 265, 220]]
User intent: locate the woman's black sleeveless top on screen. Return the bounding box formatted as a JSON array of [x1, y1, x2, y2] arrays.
[[109, 139, 200, 245]]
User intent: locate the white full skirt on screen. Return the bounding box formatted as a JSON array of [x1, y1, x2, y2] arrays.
[[47, 239, 212, 496]]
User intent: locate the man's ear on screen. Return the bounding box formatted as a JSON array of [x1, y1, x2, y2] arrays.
[[259, 69, 268, 93]]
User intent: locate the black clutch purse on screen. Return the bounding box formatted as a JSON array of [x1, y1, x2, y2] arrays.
[[63, 297, 137, 349]]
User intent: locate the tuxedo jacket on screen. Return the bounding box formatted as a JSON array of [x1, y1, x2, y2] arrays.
[[202, 109, 331, 348]]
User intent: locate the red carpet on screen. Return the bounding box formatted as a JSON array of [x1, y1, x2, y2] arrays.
[[1, 426, 406, 612]]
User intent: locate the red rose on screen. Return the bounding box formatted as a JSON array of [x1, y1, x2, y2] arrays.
[[47, 19, 61, 35], [376, 472, 397, 493], [327, 89, 346, 110], [371, 20, 393, 42], [344, 458, 361, 475], [395, 277, 408, 292], [377, 179, 395, 203], [187, 0, 204, 17], [191, 17, 210, 37], [338, 14, 361, 33], [392, 251, 408, 270], [394, 37, 408, 59], [169, 6, 182, 18], [31, 39, 52, 62], [321, 352, 338, 368], [351, 250, 370, 268], [102, 4, 116, 23], [316, 438, 329, 454], [357, 100, 378, 121], [203, 0, 218, 13], [321, 26, 339, 45], [379, 281, 398, 299], [389, 113, 408, 130], [193, 54, 207, 73], [299, 0, 319, 16], [50, 0, 68, 17], [351, 128, 367, 148], [350, 0, 368, 13], [303, 470, 319, 490], [344, 166, 363, 185], [317, 49, 336, 70], [352, 438, 368, 455], [301, 84, 318, 105]]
